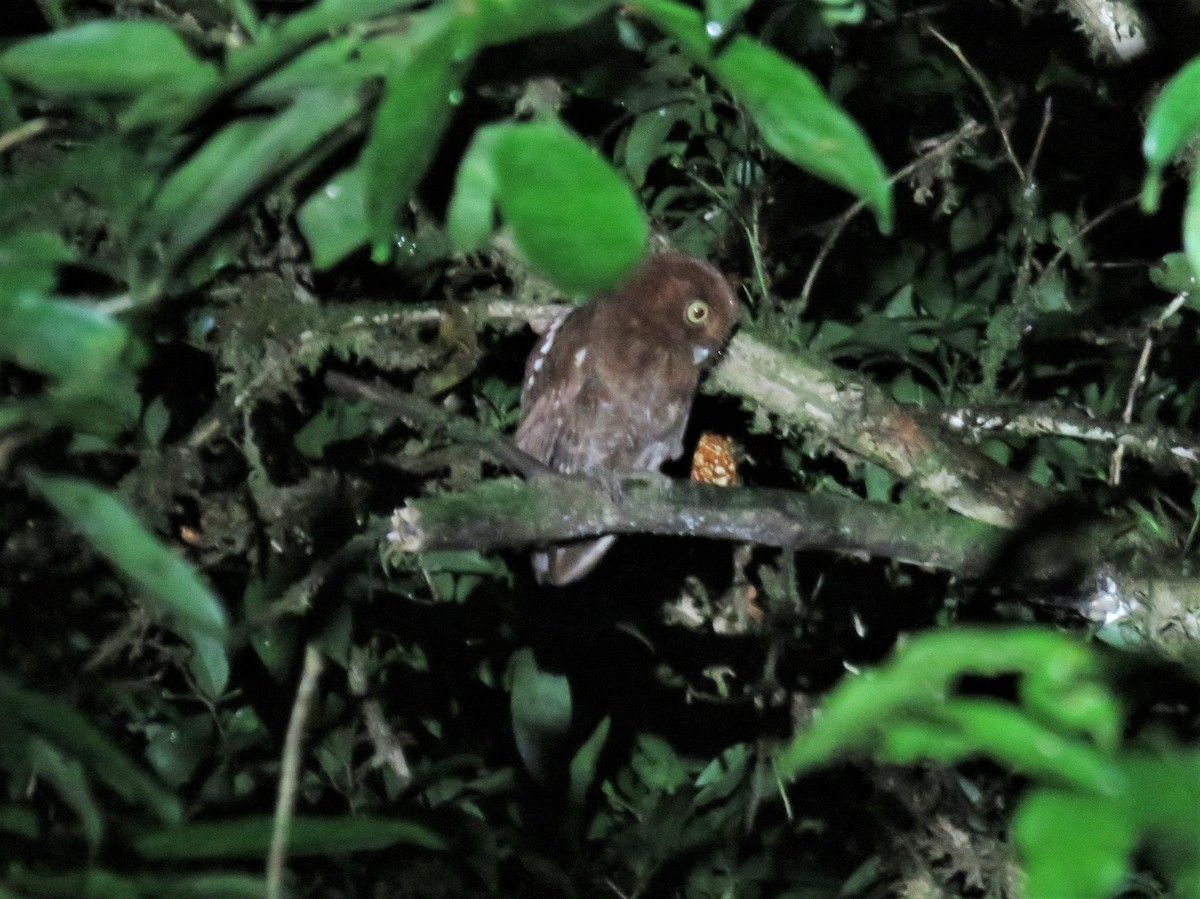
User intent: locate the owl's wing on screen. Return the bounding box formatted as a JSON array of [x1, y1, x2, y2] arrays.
[[517, 311, 693, 474]]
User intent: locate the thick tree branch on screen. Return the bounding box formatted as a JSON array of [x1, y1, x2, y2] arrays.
[[389, 475, 1007, 576], [708, 333, 1048, 527], [343, 299, 1196, 530]]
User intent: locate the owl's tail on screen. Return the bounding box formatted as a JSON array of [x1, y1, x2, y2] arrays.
[[531, 536, 617, 586]]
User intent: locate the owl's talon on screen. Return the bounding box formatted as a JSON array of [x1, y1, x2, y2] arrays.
[[597, 471, 625, 504], [622, 470, 674, 495]]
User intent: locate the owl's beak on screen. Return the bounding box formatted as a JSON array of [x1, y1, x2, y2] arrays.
[[692, 345, 711, 365]]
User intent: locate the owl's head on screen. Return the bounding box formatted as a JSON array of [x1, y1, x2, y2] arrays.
[[612, 251, 741, 366]]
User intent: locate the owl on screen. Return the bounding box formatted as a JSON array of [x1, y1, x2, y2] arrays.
[[515, 251, 741, 585]]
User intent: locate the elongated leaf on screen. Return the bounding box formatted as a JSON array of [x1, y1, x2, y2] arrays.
[[140, 88, 362, 278], [25, 473, 228, 641], [362, 10, 475, 258], [6, 867, 267, 899], [28, 737, 104, 849], [0, 21, 217, 98], [0, 677, 182, 824], [239, 35, 391, 107], [446, 126, 503, 252], [0, 293, 130, 388], [448, 121, 648, 293], [1142, 55, 1200, 215], [470, 0, 614, 46], [638, 0, 892, 232], [568, 716, 611, 806], [135, 814, 446, 859], [510, 647, 572, 781], [1143, 56, 1200, 176]]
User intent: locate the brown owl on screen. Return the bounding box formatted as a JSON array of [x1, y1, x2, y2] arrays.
[[515, 251, 741, 585]]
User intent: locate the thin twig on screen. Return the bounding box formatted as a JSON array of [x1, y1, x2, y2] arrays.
[[0, 118, 51, 156], [1035, 193, 1142, 287], [927, 26, 1024, 181], [267, 645, 325, 899], [325, 371, 551, 478], [1110, 292, 1189, 485], [799, 120, 986, 308], [1027, 97, 1053, 179]]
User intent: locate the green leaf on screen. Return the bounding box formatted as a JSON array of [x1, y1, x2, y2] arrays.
[[28, 737, 104, 850], [568, 716, 611, 806], [144, 717, 213, 788], [0, 293, 131, 388], [239, 35, 389, 107], [509, 647, 572, 781], [135, 814, 446, 859], [470, 0, 614, 46], [448, 121, 648, 293], [774, 627, 1115, 781], [704, 0, 753, 36], [0, 805, 39, 839], [361, 12, 475, 258], [297, 164, 371, 269], [620, 108, 680, 187], [186, 630, 230, 699], [1014, 789, 1134, 899], [0, 676, 183, 825], [294, 397, 376, 458], [446, 126, 503, 252], [1186, 169, 1200, 282], [0, 21, 217, 98], [1150, 251, 1198, 296], [138, 88, 363, 284], [630, 734, 689, 794], [637, 0, 891, 232], [1142, 55, 1200, 209], [0, 230, 74, 295], [25, 473, 229, 642]]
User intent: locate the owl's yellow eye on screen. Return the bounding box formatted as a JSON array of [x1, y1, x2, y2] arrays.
[[685, 300, 710, 325]]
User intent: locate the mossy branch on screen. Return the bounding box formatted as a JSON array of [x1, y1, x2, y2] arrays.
[[389, 475, 1006, 575]]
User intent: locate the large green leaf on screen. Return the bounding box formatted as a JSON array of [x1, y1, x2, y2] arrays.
[[0, 21, 218, 98], [448, 121, 648, 293], [637, 0, 892, 232], [135, 814, 446, 858], [25, 473, 229, 643], [1014, 789, 1135, 899], [361, 9, 475, 259]]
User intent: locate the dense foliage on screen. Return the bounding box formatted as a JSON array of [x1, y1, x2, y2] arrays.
[[3, 0, 1200, 896]]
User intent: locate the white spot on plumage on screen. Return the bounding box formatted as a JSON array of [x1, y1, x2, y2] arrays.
[[573, 347, 588, 367], [533, 357, 544, 371], [540, 311, 566, 354]]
